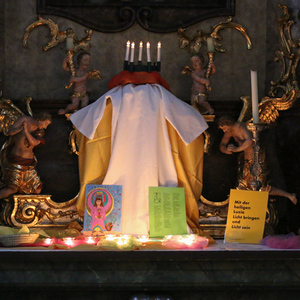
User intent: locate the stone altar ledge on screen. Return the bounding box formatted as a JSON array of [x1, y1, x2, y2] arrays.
[[0, 240, 299, 299]]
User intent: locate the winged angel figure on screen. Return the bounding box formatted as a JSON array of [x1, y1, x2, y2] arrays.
[[0, 99, 52, 199]]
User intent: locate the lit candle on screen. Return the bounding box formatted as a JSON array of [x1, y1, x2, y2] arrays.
[[138, 41, 143, 62], [66, 36, 74, 50], [207, 37, 215, 52], [117, 235, 129, 246], [251, 70, 259, 123], [63, 237, 75, 247], [44, 238, 53, 246], [178, 235, 195, 246], [157, 42, 161, 62], [125, 40, 130, 61], [106, 235, 116, 241], [130, 42, 135, 63], [147, 42, 151, 62], [138, 235, 149, 243], [86, 236, 96, 244]]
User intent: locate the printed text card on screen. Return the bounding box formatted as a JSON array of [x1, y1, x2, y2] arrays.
[[225, 189, 269, 244], [149, 186, 187, 237]]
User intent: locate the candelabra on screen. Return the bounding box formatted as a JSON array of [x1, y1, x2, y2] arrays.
[[246, 122, 267, 191], [123, 41, 161, 73], [124, 61, 161, 73], [205, 50, 215, 92]]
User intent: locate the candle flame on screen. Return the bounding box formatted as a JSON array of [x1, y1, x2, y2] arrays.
[[178, 235, 195, 246], [86, 236, 96, 244], [127, 40, 130, 46], [139, 41, 143, 47], [138, 235, 149, 243], [45, 238, 53, 245], [147, 42, 150, 48], [64, 237, 75, 247], [117, 236, 129, 246], [158, 42, 161, 48], [106, 235, 116, 241], [131, 42, 135, 48]]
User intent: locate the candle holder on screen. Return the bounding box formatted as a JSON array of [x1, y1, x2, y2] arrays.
[[206, 52, 215, 76], [246, 122, 268, 191], [124, 61, 161, 73], [65, 49, 76, 89], [205, 51, 215, 92]]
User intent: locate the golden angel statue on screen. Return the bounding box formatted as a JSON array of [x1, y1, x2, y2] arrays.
[[0, 99, 52, 199], [59, 51, 101, 115]]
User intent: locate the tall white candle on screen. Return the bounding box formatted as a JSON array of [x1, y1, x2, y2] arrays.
[[125, 40, 130, 61], [66, 36, 74, 50], [251, 70, 259, 123], [130, 42, 135, 63], [147, 42, 151, 62], [138, 41, 143, 61], [157, 42, 161, 62], [206, 37, 215, 52]]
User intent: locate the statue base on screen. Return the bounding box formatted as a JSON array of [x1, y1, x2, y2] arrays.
[[0, 194, 82, 228]]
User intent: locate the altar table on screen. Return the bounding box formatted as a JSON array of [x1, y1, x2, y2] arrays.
[[0, 240, 300, 299]]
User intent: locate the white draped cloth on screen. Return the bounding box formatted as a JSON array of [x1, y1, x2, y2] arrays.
[[71, 83, 208, 235]]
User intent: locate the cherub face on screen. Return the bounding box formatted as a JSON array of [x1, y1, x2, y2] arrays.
[[38, 119, 51, 129], [191, 56, 202, 70], [219, 125, 231, 133], [80, 54, 91, 70]]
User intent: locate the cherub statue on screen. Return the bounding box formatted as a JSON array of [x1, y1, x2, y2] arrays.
[[182, 54, 216, 115], [59, 51, 101, 115], [218, 115, 297, 205], [0, 99, 52, 199]]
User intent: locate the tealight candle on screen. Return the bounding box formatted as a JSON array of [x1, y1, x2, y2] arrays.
[[178, 235, 195, 246], [106, 235, 116, 241], [86, 236, 96, 244], [117, 236, 129, 246], [63, 237, 75, 247], [44, 238, 53, 246]]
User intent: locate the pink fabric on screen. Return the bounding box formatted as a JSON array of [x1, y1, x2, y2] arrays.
[[260, 233, 300, 249], [162, 235, 209, 249]]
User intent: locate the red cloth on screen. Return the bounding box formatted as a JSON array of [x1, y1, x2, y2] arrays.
[[108, 71, 170, 91]]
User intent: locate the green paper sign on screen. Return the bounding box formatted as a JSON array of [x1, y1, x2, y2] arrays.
[[149, 186, 187, 237]]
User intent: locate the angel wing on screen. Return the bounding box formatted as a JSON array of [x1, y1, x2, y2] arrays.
[[181, 66, 193, 76], [238, 96, 253, 123], [0, 99, 24, 135], [88, 70, 102, 80], [238, 90, 297, 124], [258, 89, 297, 124]]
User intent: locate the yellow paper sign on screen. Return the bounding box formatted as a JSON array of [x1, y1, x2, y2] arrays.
[[224, 189, 269, 244]]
